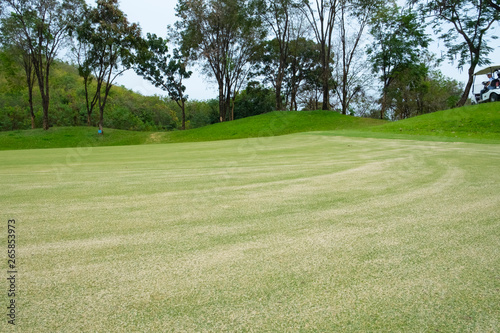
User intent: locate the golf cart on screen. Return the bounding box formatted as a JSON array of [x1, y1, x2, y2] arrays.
[[472, 65, 500, 103]]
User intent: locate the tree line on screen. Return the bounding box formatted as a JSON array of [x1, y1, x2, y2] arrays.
[[0, 0, 498, 132], [0, 57, 224, 131]]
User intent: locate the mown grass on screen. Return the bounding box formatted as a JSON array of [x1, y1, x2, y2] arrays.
[[1, 134, 499, 332], [0, 110, 384, 150], [366, 103, 500, 140], [161, 110, 385, 143], [0, 126, 151, 150], [1, 104, 500, 150]]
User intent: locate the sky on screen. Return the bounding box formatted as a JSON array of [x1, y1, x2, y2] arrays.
[[110, 0, 218, 100], [108, 0, 499, 101]]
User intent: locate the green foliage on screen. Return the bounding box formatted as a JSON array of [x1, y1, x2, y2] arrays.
[[385, 62, 462, 120], [413, 0, 499, 106], [367, 3, 430, 74], [134, 34, 192, 129], [183, 99, 219, 129], [233, 82, 275, 119], [367, 2, 431, 118], [1, 0, 86, 129], [175, 0, 266, 121], [423, 0, 498, 70], [287, 37, 321, 110], [299, 0, 337, 110], [74, 0, 142, 131], [0, 52, 187, 132]]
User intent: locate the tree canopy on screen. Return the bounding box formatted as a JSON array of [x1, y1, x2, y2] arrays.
[[135, 34, 192, 130], [414, 0, 500, 106], [0, 0, 484, 132], [74, 0, 142, 133]]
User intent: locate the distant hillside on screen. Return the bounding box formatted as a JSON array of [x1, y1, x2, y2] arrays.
[[0, 54, 217, 131], [1, 105, 500, 150]]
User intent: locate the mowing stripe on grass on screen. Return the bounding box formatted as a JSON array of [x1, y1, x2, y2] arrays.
[[1, 134, 499, 332]]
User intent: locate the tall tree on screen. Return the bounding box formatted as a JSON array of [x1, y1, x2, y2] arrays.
[[367, 2, 430, 119], [2, 0, 84, 130], [175, 0, 265, 122], [254, 0, 297, 110], [414, 0, 499, 107], [386, 62, 429, 120], [334, 0, 380, 115], [385, 62, 462, 120], [285, 13, 314, 110], [135, 34, 192, 130], [74, 0, 141, 133], [0, 14, 37, 128], [300, 0, 338, 110]]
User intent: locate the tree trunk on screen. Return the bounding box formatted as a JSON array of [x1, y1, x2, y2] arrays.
[[41, 96, 50, 130], [98, 107, 104, 134], [37, 66, 51, 130], [322, 82, 329, 110], [28, 88, 35, 129], [341, 68, 348, 115], [218, 83, 225, 122], [457, 64, 476, 107], [380, 92, 386, 120], [225, 90, 231, 121], [25, 64, 36, 129], [84, 77, 93, 126], [181, 100, 186, 130], [98, 82, 113, 134], [276, 65, 284, 111], [290, 67, 299, 111], [276, 82, 283, 111], [321, 51, 330, 110], [231, 100, 235, 121]]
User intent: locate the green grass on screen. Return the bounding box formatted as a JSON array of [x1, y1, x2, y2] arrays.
[[0, 110, 384, 150], [0, 126, 153, 151], [160, 110, 384, 143], [0, 110, 385, 150], [366, 103, 500, 140], [1, 133, 499, 332], [2, 104, 500, 151], [1, 103, 499, 330]]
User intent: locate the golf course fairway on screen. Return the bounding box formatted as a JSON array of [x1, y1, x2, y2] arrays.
[[1, 133, 499, 332]]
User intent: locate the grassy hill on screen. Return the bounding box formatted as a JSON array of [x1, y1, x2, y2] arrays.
[[367, 103, 500, 140], [161, 110, 385, 143], [1, 103, 499, 150]]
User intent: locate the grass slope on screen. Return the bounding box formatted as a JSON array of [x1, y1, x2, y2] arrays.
[[0, 126, 152, 150], [161, 110, 384, 143], [1, 103, 499, 150], [368, 103, 500, 140], [0, 110, 384, 150], [1, 134, 499, 331]]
